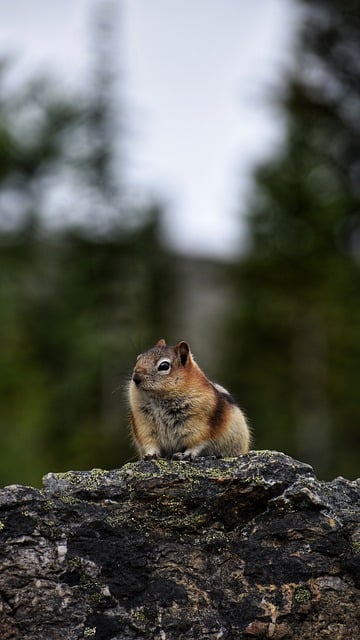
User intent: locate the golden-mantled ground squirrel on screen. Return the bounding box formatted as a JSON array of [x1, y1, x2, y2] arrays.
[[129, 339, 250, 460]]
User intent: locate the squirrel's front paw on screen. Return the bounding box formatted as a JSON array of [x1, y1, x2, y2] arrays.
[[143, 450, 160, 460], [172, 450, 198, 461]]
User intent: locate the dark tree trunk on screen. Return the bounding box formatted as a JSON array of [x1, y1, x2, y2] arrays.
[[0, 452, 359, 639]]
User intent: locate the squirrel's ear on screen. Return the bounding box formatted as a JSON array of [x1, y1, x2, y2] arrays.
[[156, 338, 166, 347], [175, 341, 190, 366]]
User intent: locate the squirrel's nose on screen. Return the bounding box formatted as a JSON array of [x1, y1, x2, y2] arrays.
[[132, 372, 143, 386]]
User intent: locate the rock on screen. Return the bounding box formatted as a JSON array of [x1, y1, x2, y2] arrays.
[[0, 451, 359, 639]]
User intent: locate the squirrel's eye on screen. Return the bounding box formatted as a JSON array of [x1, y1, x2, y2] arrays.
[[157, 360, 171, 372]]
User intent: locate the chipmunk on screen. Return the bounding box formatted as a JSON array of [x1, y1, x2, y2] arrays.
[[128, 338, 250, 460]]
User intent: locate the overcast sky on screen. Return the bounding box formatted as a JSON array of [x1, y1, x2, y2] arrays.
[[0, 0, 300, 257]]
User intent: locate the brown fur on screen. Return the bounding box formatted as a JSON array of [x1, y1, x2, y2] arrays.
[[128, 339, 251, 460]]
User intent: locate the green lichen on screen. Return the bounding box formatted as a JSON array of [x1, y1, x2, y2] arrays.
[[43, 500, 52, 512], [132, 609, 146, 622], [204, 530, 226, 544], [107, 513, 127, 528], [124, 458, 242, 483], [78, 572, 109, 609], [294, 586, 311, 604], [351, 541, 360, 554], [83, 628, 96, 638], [59, 495, 78, 505], [68, 557, 82, 570], [56, 471, 81, 485], [46, 519, 56, 527], [80, 574, 96, 588], [0, 521, 5, 531], [255, 450, 275, 455], [56, 468, 108, 490], [88, 588, 108, 607], [87, 468, 108, 486], [153, 458, 173, 471]]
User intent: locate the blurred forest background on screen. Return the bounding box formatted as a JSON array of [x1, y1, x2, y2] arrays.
[[0, 0, 359, 486]]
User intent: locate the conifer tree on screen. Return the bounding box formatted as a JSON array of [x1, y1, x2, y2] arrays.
[[219, 0, 360, 478]]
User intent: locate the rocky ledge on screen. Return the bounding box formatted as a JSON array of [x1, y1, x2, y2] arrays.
[[0, 451, 359, 639]]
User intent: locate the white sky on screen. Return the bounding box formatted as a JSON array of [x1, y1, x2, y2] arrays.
[[0, 0, 300, 257]]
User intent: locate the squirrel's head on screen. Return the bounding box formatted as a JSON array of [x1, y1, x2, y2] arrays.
[[131, 339, 193, 394]]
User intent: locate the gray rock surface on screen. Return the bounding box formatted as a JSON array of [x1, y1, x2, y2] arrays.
[[0, 451, 359, 639]]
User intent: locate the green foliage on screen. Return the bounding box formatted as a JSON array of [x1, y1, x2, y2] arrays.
[[219, 0, 360, 479], [0, 216, 177, 489], [0, 65, 178, 487]]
